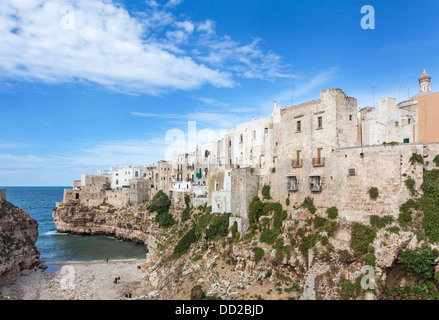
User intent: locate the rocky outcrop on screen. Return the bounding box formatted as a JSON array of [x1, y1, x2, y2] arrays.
[[0, 199, 40, 285], [52, 202, 159, 261]]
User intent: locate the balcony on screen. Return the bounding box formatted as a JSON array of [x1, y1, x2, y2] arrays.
[[312, 157, 325, 167], [287, 182, 298, 192], [292, 159, 303, 168], [310, 184, 322, 192]]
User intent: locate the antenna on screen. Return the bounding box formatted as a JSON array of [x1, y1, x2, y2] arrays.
[[290, 77, 296, 107]]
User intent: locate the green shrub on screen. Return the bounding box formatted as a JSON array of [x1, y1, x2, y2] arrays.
[[434, 155, 439, 167], [156, 211, 175, 228], [313, 216, 328, 229], [262, 184, 271, 200], [195, 214, 211, 238], [182, 206, 191, 222], [420, 169, 439, 242], [184, 194, 191, 207], [377, 281, 439, 300], [399, 244, 439, 279], [248, 196, 264, 224], [271, 167, 276, 173], [327, 207, 338, 220], [301, 197, 316, 214], [405, 178, 416, 194], [174, 227, 197, 259], [230, 223, 238, 239], [339, 277, 361, 300], [350, 222, 377, 258], [387, 226, 400, 234], [205, 214, 230, 241], [148, 190, 171, 215], [368, 187, 379, 200], [253, 247, 265, 263], [260, 228, 280, 245], [416, 233, 425, 240], [299, 233, 321, 258], [273, 210, 288, 229], [286, 198, 290, 206], [363, 253, 376, 266], [191, 255, 202, 262], [370, 215, 394, 229], [409, 153, 424, 164], [398, 199, 418, 227]]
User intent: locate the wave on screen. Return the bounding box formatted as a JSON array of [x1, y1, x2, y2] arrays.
[[43, 230, 68, 236], [44, 258, 146, 264]]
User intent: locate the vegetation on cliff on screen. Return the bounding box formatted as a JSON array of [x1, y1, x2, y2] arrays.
[[148, 190, 175, 228]]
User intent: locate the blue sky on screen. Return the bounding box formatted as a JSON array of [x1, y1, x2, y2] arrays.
[[0, 0, 438, 186]]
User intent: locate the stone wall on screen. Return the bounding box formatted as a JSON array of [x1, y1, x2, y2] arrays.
[[266, 143, 439, 224], [211, 190, 231, 213], [231, 168, 259, 219]]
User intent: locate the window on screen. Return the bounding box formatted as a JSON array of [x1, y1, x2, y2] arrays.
[[349, 115, 353, 121], [135, 171, 139, 178], [265, 128, 268, 134], [349, 169, 356, 177], [408, 118, 411, 124], [240, 134, 243, 143], [423, 85, 426, 92], [318, 116, 323, 129], [297, 121, 301, 132], [395, 121, 399, 127], [253, 130, 256, 140]]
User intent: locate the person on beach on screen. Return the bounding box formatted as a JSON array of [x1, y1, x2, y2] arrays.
[[34, 266, 37, 272], [106, 257, 109, 264]]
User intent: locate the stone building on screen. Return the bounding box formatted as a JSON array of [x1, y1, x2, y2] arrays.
[[0, 189, 6, 201], [361, 69, 434, 146], [60, 71, 439, 236]]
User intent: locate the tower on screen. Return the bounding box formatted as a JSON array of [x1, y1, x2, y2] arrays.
[[419, 68, 431, 93]]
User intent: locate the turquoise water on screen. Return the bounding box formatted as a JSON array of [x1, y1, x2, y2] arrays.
[[1, 187, 147, 263]]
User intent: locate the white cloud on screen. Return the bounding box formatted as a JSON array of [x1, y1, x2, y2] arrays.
[[0, 0, 232, 95], [0, 0, 290, 95], [165, 0, 183, 8]]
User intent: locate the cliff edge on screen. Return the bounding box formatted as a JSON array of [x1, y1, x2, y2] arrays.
[[0, 198, 40, 285]]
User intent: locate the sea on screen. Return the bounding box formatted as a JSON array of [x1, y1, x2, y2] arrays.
[[0, 187, 147, 264]]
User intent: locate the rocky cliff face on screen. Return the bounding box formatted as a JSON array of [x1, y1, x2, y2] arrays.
[[52, 192, 438, 300], [52, 202, 160, 262], [0, 199, 40, 285]]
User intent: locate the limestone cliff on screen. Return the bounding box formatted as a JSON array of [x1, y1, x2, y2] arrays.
[[52, 184, 439, 300], [52, 202, 160, 261], [0, 199, 40, 285]]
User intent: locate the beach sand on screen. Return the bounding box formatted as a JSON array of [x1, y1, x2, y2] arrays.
[[0, 259, 151, 300]]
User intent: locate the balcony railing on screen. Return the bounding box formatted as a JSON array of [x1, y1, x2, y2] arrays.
[[287, 182, 298, 191], [292, 159, 303, 168], [310, 184, 322, 192], [312, 157, 325, 167]]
